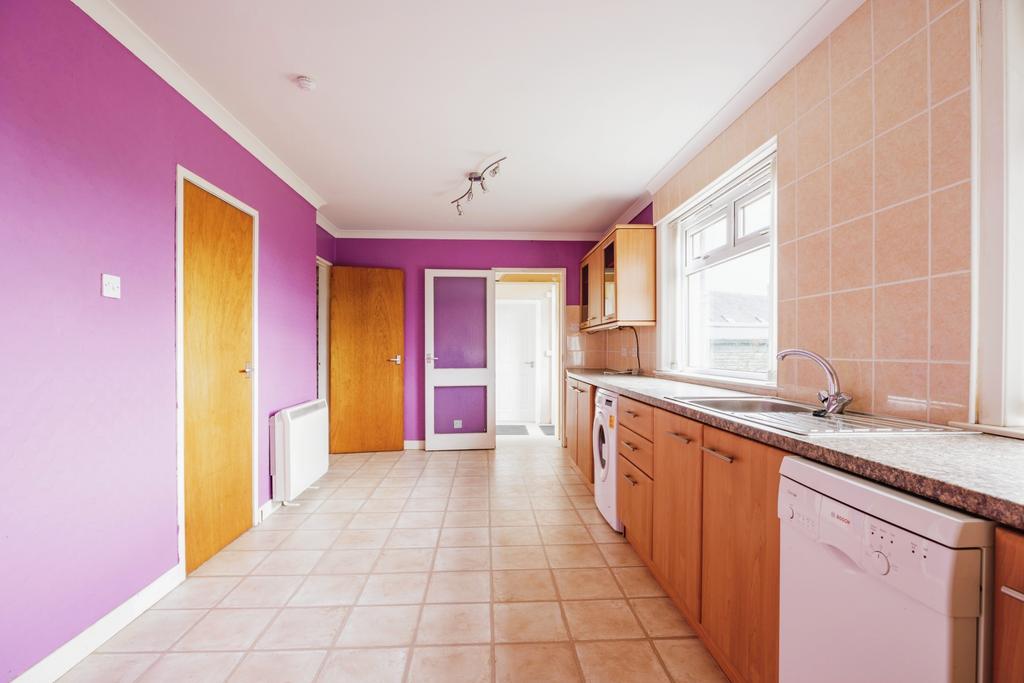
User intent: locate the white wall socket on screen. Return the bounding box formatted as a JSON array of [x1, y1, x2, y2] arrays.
[[453, 419, 463, 429], [101, 273, 122, 299]]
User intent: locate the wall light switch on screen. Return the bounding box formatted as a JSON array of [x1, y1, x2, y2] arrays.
[[101, 273, 122, 299], [453, 419, 463, 429]]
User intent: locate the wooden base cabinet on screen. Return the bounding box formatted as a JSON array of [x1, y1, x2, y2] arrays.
[[700, 426, 783, 683], [564, 379, 595, 486], [617, 454, 653, 561], [994, 527, 1024, 682]]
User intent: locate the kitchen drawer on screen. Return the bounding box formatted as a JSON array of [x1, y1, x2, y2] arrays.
[[618, 396, 654, 440], [617, 425, 653, 478]]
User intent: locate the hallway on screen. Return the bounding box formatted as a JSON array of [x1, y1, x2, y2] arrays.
[[62, 437, 725, 682]]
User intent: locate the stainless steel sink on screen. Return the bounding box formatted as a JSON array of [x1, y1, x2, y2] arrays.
[[665, 396, 970, 436]]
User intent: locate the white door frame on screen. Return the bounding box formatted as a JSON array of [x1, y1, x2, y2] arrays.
[[492, 268, 567, 443], [316, 257, 331, 400], [424, 269, 496, 450], [175, 165, 260, 569]]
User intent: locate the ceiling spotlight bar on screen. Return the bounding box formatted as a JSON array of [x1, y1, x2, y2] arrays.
[[451, 156, 507, 215]]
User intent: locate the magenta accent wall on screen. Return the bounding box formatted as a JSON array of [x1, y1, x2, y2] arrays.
[[316, 225, 335, 261], [0, 1, 317, 678], [630, 202, 654, 224], [333, 238, 594, 439]]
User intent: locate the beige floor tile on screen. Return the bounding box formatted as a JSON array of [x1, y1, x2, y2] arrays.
[[490, 497, 532, 511], [533, 509, 582, 525], [396, 511, 446, 528], [531, 497, 573, 510], [577, 509, 606, 525], [227, 530, 290, 551], [443, 510, 490, 527], [493, 602, 568, 643], [253, 606, 347, 649], [386, 528, 440, 548], [289, 574, 367, 606], [403, 498, 448, 512], [300, 513, 354, 530], [575, 640, 670, 683], [219, 576, 303, 608], [439, 527, 490, 547], [494, 643, 582, 683], [631, 598, 694, 637], [416, 603, 491, 644], [491, 546, 548, 570], [359, 499, 406, 513], [587, 523, 626, 544], [251, 549, 324, 575], [312, 549, 380, 574], [426, 571, 491, 603], [278, 530, 341, 550], [552, 568, 624, 599], [492, 569, 558, 602], [408, 645, 492, 683], [653, 638, 729, 682], [491, 526, 542, 546], [358, 572, 429, 605], [434, 547, 491, 571], [374, 548, 436, 573], [544, 544, 606, 569], [316, 498, 365, 513], [338, 605, 421, 647], [333, 529, 390, 549], [446, 497, 490, 511], [597, 542, 644, 567], [152, 578, 239, 609], [59, 653, 159, 682], [539, 525, 594, 545], [97, 610, 205, 653], [254, 513, 309, 530], [318, 648, 408, 682], [562, 600, 645, 640], [139, 652, 244, 683], [612, 567, 667, 597], [489, 509, 536, 526], [348, 512, 399, 529], [191, 551, 268, 576], [173, 608, 275, 651], [228, 650, 324, 683]]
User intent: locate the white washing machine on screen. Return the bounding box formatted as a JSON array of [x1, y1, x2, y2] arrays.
[[592, 389, 622, 531]]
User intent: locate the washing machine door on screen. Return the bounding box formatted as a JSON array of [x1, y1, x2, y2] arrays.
[[593, 410, 611, 482]]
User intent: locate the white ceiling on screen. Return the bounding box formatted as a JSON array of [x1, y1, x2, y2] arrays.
[[110, 0, 853, 238]]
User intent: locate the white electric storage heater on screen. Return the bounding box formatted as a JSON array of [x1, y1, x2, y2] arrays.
[[271, 399, 329, 503]]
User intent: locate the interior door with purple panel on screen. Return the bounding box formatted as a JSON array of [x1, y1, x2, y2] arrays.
[[424, 269, 496, 450]]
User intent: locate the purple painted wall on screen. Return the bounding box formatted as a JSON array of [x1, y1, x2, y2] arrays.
[[630, 202, 654, 224], [316, 225, 335, 261], [333, 238, 593, 439], [0, 1, 317, 678]]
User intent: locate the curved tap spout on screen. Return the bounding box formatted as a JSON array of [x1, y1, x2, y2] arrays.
[[776, 348, 853, 415]]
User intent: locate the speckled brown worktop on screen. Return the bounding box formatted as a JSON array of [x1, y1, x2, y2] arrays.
[[569, 370, 1024, 531]]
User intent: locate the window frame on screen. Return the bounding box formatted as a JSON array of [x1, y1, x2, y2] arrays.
[[657, 141, 778, 385]]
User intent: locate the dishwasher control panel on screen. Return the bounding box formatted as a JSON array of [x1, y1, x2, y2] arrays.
[[779, 474, 983, 618]]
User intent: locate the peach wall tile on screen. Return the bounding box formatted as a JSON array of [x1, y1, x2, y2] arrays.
[[797, 231, 830, 297], [796, 167, 830, 236], [778, 299, 797, 349], [875, 279, 929, 359], [830, 72, 873, 158], [873, 0, 927, 59], [930, 181, 971, 274], [777, 182, 796, 244], [930, 273, 970, 361], [874, 361, 928, 420], [874, 32, 928, 132], [930, 2, 970, 102], [830, 216, 873, 290], [796, 42, 830, 116], [797, 102, 830, 176], [931, 92, 971, 189], [875, 113, 928, 209], [875, 197, 928, 283], [767, 70, 797, 132], [831, 359, 874, 413], [830, 143, 873, 224], [797, 295, 830, 356], [930, 0, 960, 18], [830, 2, 872, 91], [743, 96, 772, 151], [793, 357, 830, 403], [779, 241, 797, 300], [929, 362, 969, 424], [830, 288, 873, 359], [777, 125, 797, 188]]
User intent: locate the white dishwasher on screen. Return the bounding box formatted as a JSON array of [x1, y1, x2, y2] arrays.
[[778, 456, 994, 683]]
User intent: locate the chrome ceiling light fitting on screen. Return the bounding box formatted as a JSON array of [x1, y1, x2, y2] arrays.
[[451, 156, 507, 216]]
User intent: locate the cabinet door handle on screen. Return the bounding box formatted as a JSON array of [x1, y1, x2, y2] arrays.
[[623, 409, 638, 417], [622, 441, 638, 452], [623, 473, 638, 486], [1002, 585, 1024, 603], [667, 431, 692, 445], [701, 446, 734, 464]]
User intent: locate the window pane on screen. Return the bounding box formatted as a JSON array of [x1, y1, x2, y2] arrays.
[[688, 216, 727, 261], [738, 192, 771, 238], [686, 247, 771, 374]]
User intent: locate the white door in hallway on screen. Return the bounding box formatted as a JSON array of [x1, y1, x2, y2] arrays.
[[496, 300, 539, 423]]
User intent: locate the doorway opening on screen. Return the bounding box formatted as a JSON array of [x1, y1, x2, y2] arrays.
[[494, 270, 565, 442]]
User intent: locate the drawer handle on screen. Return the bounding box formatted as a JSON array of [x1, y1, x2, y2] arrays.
[[622, 441, 638, 452], [624, 409, 639, 417], [701, 446, 734, 464], [667, 431, 692, 445], [623, 473, 638, 486], [1002, 585, 1024, 604]]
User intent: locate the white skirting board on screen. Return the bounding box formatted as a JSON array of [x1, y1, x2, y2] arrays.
[[403, 440, 425, 450], [13, 563, 185, 683]]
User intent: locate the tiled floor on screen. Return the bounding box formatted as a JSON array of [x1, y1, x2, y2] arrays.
[[62, 436, 727, 682]]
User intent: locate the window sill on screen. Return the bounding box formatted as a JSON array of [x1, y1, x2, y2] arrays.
[[949, 422, 1024, 441], [652, 370, 778, 396]]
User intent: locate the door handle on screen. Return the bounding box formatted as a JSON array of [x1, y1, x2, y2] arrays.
[[239, 362, 254, 379], [524, 360, 535, 368], [623, 473, 638, 486], [701, 446, 734, 464], [622, 441, 638, 452], [667, 431, 692, 445], [388, 355, 402, 365], [623, 409, 638, 417], [426, 354, 437, 363], [1002, 585, 1024, 604]]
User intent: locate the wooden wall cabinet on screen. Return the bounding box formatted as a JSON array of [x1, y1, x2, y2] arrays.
[[994, 526, 1024, 682], [579, 225, 655, 331], [617, 453, 653, 561], [701, 426, 783, 683], [564, 378, 595, 486]]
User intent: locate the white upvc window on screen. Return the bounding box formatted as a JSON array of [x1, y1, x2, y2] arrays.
[[658, 144, 777, 384]]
